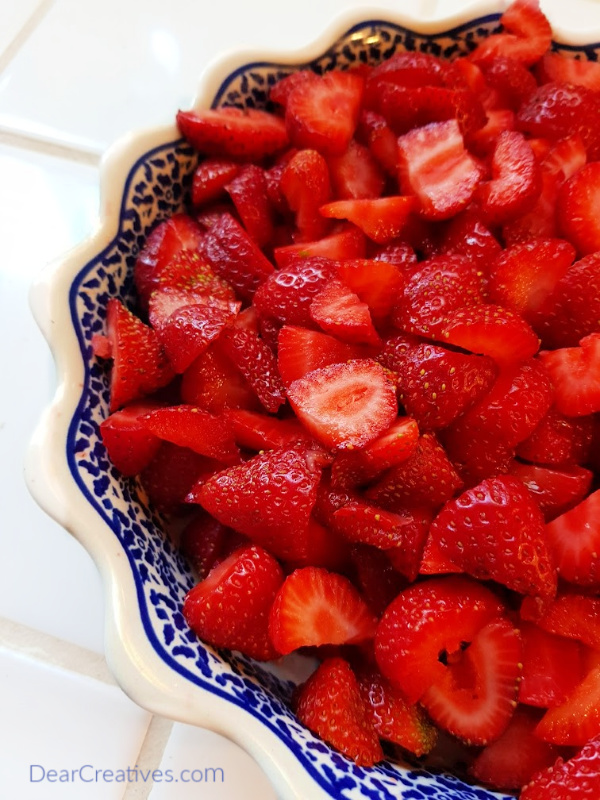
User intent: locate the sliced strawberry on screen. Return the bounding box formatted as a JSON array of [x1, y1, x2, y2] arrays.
[[520, 735, 600, 799], [397, 119, 483, 220], [295, 657, 383, 767], [153, 250, 237, 303], [156, 303, 235, 374], [521, 593, 600, 651], [372, 240, 417, 270], [535, 665, 600, 746], [516, 407, 594, 467], [105, 299, 174, 411], [309, 280, 381, 346], [366, 433, 463, 511], [419, 530, 462, 576], [332, 501, 420, 551], [195, 445, 321, 562], [224, 408, 311, 451], [558, 162, 600, 256], [480, 56, 538, 111], [225, 164, 274, 248], [508, 461, 593, 522], [285, 71, 364, 156], [183, 544, 283, 661], [200, 212, 274, 300], [269, 566, 377, 654], [545, 488, 600, 589], [441, 304, 541, 365], [252, 256, 335, 327], [348, 544, 407, 616], [467, 107, 516, 156], [191, 158, 240, 207], [469, 0, 552, 67], [139, 442, 217, 515], [502, 162, 562, 245], [477, 130, 541, 225], [176, 107, 288, 160], [220, 327, 286, 413], [180, 341, 259, 413], [147, 286, 238, 332], [179, 510, 245, 580], [537, 51, 600, 91], [357, 666, 437, 756], [100, 402, 161, 476], [366, 50, 447, 94], [469, 706, 560, 791], [336, 258, 405, 324], [276, 324, 363, 387], [428, 475, 557, 598], [319, 196, 416, 244], [273, 224, 366, 267], [287, 359, 397, 451], [539, 333, 600, 417], [279, 149, 331, 242], [374, 575, 506, 704], [437, 207, 502, 270], [355, 110, 399, 174], [326, 139, 384, 200]]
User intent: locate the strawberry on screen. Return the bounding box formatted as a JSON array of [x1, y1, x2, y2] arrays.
[[355, 110, 399, 174], [357, 666, 437, 756], [502, 162, 562, 245], [558, 162, 600, 256], [284, 71, 364, 156], [179, 510, 245, 580], [183, 544, 283, 661], [520, 735, 600, 799], [155, 303, 235, 374], [366, 433, 463, 511], [279, 149, 331, 242], [140, 405, 239, 464], [468, 0, 552, 67], [332, 501, 423, 551], [521, 593, 600, 651], [469, 706, 561, 791], [476, 130, 541, 225], [100, 402, 161, 476], [509, 461, 593, 521], [516, 408, 594, 467], [180, 341, 259, 413], [200, 212, 274, 300], [286, 359, 397, 451], [225, 164, 274, 248], [104, 299, 174, 411], [397, 119, 483, 220], [276, 324, 363, 387], [220, 327, 286, 413], [309, 280, 381, 346], [176, 107, 288, 160], [295, 657, 383, 766], [252, 256, 335, 327], [194, 445, 322, 562], [336, 258, 405, 324], [372, 240, 417, 269], [537, 51, 600, 91], [147, 286, 238, 332], [545, 489, 600, 589], [272, 224, 366, 266], [326, 139, 384, 200], [428, 475, 557, 598], [365, 50, 447, 94], [139, 442, 216, 515], [191, 158, 240, 207], [319, 196, 416, 244], [437, 207, 502, 270], [374, 575, 506, 704], [468, 108, 516, 156], [224, 409, 311, 451], [268, 566, 377, 654], [479, 56, 538, 111], [535, 665, 600, 746], [538, 333, 600, 417]]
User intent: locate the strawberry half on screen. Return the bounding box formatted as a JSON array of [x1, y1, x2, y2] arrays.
[[535, 665, 600, 746], [537, 51, 600, 91], [279, 148, 332, 242], [558, 162, 600, 256], [469, 0, 552, 67], [191, 157, 240, 207], [520, 735, 600, 799], [220, 327, 286, 413], [141, 405, 240, 464], [276, 324, 363, 387], [319, 197, 416, 243], [268, 566, 377, 654], [309, 279, 381, 346], [545, 488, 600, 589], [521, 592, 600, 651], [509, 461, 593, 522], [538, 333, 600, 417], [100, 402, 161, 476]]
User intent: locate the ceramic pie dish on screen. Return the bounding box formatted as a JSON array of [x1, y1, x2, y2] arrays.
[[26, 3, 600, 798]]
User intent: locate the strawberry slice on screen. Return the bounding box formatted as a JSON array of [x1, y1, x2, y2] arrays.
[[538, 333, 600, 417], [273, 224, 366, 267], [183, 544, 283, 661], [225, 164, 274, 248], [224, 409, 311, 451], [140, 442, 217, 515], [268, 566, 377, 654], [520, 735, 600, 799], [558, 162, 600, 256], [104, 299, 174, 411], [374, 576, 506, 704], [100, 402, 162, 476], [220, 327, 286, 413], [537, 51, 600, 91], [279, 148, 331, 242], [477, 130, 541, 225], [509, 461, 593, 521], [153, 250, 237, 303], [287, 359, 397, 451], [469, 0, 552, 67], [319, 196, 416, 244], [309, 280, 381, 346], [252, 256, 335, 327], [356, 110, 399, 174], [176, 107, 288, 160], [535, 665, 600, 746], [397, 119, 483, 220], [365, 50, 447, 93], [545, 488, 600, 589], [521, 592, 600, 651], [428, 475, 557, 598], [285, 71, 364, 156], [179, 510, 246, 580], [180, 341, 259, 413], [516, 407, 594, 467], [336, 258, 404, 324], [437, 207, 502, 270], [326, 139, 385, 200], [156, 303, 236, 374], [191, 158, 240, 207], [295, 658, 384, 767], [148, 286, 239, 332], [420, 617, 522, 745], [480, 56, 538, 111], [276, 324, 363, 387], [332, 501, 422, 551], [348, 544, 407, 616]]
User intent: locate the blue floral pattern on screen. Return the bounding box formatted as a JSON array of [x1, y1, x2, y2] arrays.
[[63, 14, 599, 800]]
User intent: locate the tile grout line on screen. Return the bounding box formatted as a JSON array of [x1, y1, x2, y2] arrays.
[[0, 127, 101, 166], [0, 0, 57, 77]]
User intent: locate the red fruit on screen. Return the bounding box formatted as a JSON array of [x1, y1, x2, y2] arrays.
[[357, 667, 437, 756], [140, 442, 216, 515], [200, 212, 274, 300], [195, 445, 322, 562], [319, 196, 416, 244], [295, 658, 384, 767], [224, 409, 311, 451], [348, 545, 406, 616], [269, 567, 377, 654], [374, 575, 506, 704], [355, 110, 399, 174], [273, 224, 366, 266], [537, 51, 600, 91], [516, 408, 594, 467], [225, 164, 274, 248], [366, 433, 463, 511], [520, 735, 600, 799], [480, 56, 538, 111], [441, 304, 541, 365], [508, 461, 593, 522], [179, 510, 244, 580], [336, 258, 405, 324], [279, 149, 331, 242], [269, 70, 318, 107], [183, 545, 283, 661], [287, 359, 398, 451], [276, 324, 362, 387], [539, 333, 600, 417], [545, 489, 600, 589], [366, 50, 446, 93], [428, 475, 557, 598], [468, 108, 516, 156], [180, 341, 259, 413], [421, 617, 522, 745], [100, 402, 161, 476], [326, 139, 385, 200], [309, 280, 381, 346], [558, 162, 600, 256], [332, 501, 421, 551], [477, 130, 541, 225], [437, 207, 502, 270], [147, 286, 238, 332], [154, 250, 237, 303], [176, 107, 288, 160], [397, 119, 483, 220], [285, 71, 364, 156], [521, 592, 600, 651], [220, 327, 286, 413], [469, 0, 552, 67], [141, 405, 239, 464], [156, 303, 235, 374], [191, 158, 240, 207], [535, 665, 600, 746], [252, 256, 335, 327], [104, 299, 174, 411]]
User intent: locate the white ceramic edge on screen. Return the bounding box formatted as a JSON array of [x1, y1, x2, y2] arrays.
[[25, 2, 594, 799]]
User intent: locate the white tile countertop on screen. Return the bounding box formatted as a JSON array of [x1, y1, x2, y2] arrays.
[[3, 0, 600, 798]]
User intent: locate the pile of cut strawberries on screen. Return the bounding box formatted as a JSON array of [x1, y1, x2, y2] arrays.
[[93, 0, 600, 795]]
